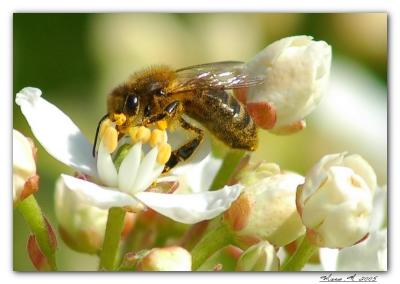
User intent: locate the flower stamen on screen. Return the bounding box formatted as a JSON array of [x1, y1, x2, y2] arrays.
[[99, 118, 112, 138], [102, 126, 119, 153], [113, 113, 126, 126], [156, 120, 168, 130], [157, 143, 172, 164], [129, 126, 151, 144], [150, 129, 165, 147]]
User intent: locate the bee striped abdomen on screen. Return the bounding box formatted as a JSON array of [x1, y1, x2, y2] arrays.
[[184, 89, 257, 151]]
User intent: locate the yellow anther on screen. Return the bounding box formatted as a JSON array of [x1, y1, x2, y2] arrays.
[[99, 118, 112, 139], [113, 113, 127, 126], [156, 120, 168, 130], [129, 126, 150, 144], [102, 126, 118, 153], [128, 126, 139, 141], [150, 129, 165, 147], [157, 143, 172, 165]]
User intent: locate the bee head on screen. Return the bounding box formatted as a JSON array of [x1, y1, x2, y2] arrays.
[[107, 85, 140, 117]]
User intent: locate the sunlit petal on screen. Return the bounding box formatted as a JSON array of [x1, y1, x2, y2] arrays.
[[15, 87, 96, 176], [61, 174, 140, 209], [96, 142, 118, 187], [336, 229, 387, 271], [135, 184, 242, 224]]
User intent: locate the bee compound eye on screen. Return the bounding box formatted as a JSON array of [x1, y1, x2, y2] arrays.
[[126, 95, 139, 115]]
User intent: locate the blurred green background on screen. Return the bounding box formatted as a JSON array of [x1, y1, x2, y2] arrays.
[[13, 13, 387, 271]]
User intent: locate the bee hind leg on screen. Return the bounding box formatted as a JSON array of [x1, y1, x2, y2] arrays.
[[163, 118, 204, 173]]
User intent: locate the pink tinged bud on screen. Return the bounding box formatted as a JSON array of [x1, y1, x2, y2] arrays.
[[197, 245, 243, 271], [13, 130, 39, 205], [246, 101, 277, 130], [298, 153, 377, 248], [136, 246, 192, 271], [246, 36, 332, 132], [225, 168, 306, 247], [27, 235, 51, 271], [233, 88, 248, 105], [270, 120, 306, 135], [224, 193, 252, 231], [20, 175, 40, 201], [27, 218, 57, 271]]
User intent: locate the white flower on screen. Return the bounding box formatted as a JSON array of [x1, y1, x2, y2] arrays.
[[236, 241, 280, 271], [224, 163, 305, 247], [15, 87, 241, 224], [319, 186, 387, 271], [13, 129, 39, 205], [246, 35, 332, 133], [298, 152, 377, 248]]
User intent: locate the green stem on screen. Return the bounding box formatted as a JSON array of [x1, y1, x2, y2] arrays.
[[281, 236, 317, 271], [191, 222, 233, 270], [16, 195, 57, 270], [210, 150, 245, 190], [99, 207, 126, 271]]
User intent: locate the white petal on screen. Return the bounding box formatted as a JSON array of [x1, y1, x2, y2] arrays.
[[97, 142, 118, 187], [336, 229, 387, 271], [15, 87, 97, 176], [61, 174, 140, 209], [319, 248, 339, 271], [13, 129, 36, 174], [131, 146, 159, 193], [171, 152, 222, 193], [135, 184, 242, 224], [369, 186, 387, 231], [118, 143, 142, 193]]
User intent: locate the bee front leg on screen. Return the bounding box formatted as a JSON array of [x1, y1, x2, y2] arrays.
[[163, 118, 204, 173], [143, 101, 182, 125]]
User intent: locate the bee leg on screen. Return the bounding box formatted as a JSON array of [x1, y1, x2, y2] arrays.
[[163, 118, 204, 173], [143, 101, 182, 125]]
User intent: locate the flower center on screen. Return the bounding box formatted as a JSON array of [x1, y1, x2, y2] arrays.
[[96, 114, 172, 195]]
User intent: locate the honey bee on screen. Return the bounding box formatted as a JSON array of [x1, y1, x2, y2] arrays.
[[94, 61, 265, 172]]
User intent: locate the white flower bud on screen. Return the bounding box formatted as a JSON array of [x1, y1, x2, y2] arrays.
[[236, 241, 279, 271], [136, 246, 192, 271], [224, 167, 306, 247], [298, 153, 377, 248], [13, 129, 39, 205], [55, 176, 109, 254], [246, 35, 332, 132]]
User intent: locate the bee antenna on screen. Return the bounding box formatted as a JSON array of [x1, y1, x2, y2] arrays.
[[92, 113, 109, 157]]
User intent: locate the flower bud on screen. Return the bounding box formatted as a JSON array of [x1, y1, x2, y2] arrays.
[[233, 160, 280, 187], [56, 175, 136, 254], [13, 129, 39, 206], [236, 241, 279, 271], [135, 246, 192, 271], [224, 164, 306, 247], [246, 35, 332, 132], [27, 217, 57, 271], [297, 153, 377, 248]]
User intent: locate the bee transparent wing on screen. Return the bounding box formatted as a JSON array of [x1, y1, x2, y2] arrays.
[[168, 61, 265, 93]]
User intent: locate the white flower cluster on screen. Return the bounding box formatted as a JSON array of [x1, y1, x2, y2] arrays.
[[14, 35, 386, 272]]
